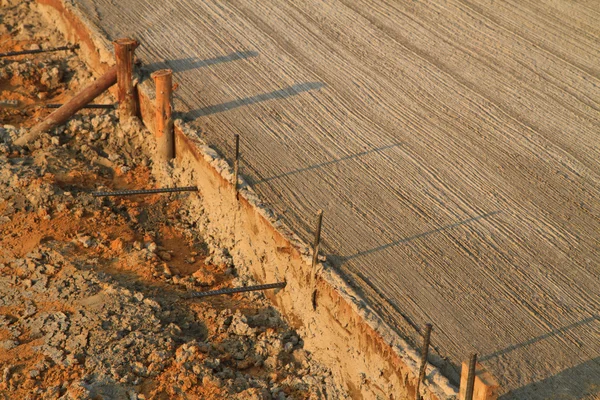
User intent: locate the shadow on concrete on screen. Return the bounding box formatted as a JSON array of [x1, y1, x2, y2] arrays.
[[186, 82, 325, 118], [481, 315, 599, 362], [322, 211, 502, 384], [500, 357, 600, 399], [349, 267, 464, 383], [251, 142, 403, 185], [339, 211, 501, 262], [144, 50, 259, 74]]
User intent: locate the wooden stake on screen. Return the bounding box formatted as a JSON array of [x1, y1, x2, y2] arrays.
[[14, 66, 117, 146], [233, 134, 240, 198], [311, 210, 323, 310], [151, 69, 174, 161], [415, 323, 433, 400], [113, 38, 139, 120]]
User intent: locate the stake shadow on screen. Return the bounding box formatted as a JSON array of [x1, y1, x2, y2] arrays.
[[501, 357, 600, 399], [322, 211, 502, 383], [144, 50, 259, 74], [339, 211, 501, 262], [186, 82, 325, 118], [480, 315, 599, 362], [252, 142, 403, 185], [319, 255, 463, 384]]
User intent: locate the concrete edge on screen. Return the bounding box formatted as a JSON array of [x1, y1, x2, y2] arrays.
[[171, 120, 457, 400]]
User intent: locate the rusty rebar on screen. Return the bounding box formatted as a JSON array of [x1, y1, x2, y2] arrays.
[[92, 186, 198, 197], [233, 134, 240, 198], [465, 353, 478, 400], [415, 323, 433, 400], [0, 99, 19, 108], [45, 103, 116, 109], [310, 210, 323, 310], [186, 282, 286, 299], [0, 44, 79, 58]]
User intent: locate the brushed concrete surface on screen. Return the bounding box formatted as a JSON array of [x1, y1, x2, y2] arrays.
[[71, 0, 600, 397]]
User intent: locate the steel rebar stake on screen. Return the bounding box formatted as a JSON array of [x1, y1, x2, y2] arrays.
[[310, 210, 324, 310], [187, 282, 286, 299], [14, 66, 118, 147], [465, 353, 478, 400], [233, 134, 240, 198], [92, 186, 198, 197], [415, 323, 433, 400], [0, 44, 79, 58], [45, 104, 116, 109]]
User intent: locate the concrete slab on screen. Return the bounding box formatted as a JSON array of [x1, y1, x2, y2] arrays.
[[70, 0, 600, 397]]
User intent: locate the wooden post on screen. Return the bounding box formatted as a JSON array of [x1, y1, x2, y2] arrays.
[[415, 323, 433, 400], [113, 38, 139, 120], [233, 133, 240, 198], [311, 210, 323, 310], [13, 66, 117, 146], [459, 355, 499, 400], [151, 69, 174, 161]]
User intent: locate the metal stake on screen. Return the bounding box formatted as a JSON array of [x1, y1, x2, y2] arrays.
[[465, 353, 478, 400], [92, 186, 198, 197], [45, 103, 116, 109], [233, 134, 240, 198], [415, 323, 433, 400], [186, 282, 286, 298], [0, 45, 79, 58], [310, 210, 323, 310], [0, 99, 19, 108]]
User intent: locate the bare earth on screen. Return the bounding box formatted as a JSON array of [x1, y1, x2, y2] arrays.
[[1, 3, 348, 398], [61, 0, 600, 398]]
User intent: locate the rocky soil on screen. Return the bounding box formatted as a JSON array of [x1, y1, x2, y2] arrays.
[[0, 2, 348, 399], [0, 0, 101, 128]]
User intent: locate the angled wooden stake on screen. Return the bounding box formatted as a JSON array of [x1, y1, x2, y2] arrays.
[[14, 66, 117, 146]]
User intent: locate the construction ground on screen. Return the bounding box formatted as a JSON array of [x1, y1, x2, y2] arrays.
[[1, 0, 599, 399]]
